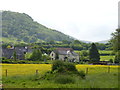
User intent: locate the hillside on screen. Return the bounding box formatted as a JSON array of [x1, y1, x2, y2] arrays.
[[1, 11, 74, 43], [96, 40, 109, 44]]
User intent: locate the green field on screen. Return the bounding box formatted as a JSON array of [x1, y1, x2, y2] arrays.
[[75, 50, 114, 54], [75, 50, 115, 61], [2, 64, 119, 88], [99, 50, 114, 54], [100, 56, 115, 61]]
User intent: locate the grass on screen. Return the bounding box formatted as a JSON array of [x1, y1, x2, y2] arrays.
[[100, 56, 115, 61], [2, 37, 25, 44], [75, 50, 114, 55], [2, 71, 119, 88], [25, 52, 32, 59], [99, 50, 115, 55], [1, 64, 119, 88], [75, 50, 115, 61]]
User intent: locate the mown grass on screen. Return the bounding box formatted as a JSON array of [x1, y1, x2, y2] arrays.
[[1, 64, 119, 88]]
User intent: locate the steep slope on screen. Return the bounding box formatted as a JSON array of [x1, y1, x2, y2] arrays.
[[2, 11, 74, 43]]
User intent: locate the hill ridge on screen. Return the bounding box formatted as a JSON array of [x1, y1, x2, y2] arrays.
[[1, 11, 75, 43]]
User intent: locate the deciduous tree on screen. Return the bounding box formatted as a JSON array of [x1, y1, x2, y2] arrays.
[[111, 29, 120, 63], [30, 49, 42, 61]]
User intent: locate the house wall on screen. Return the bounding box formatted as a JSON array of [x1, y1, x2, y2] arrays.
[[50, 51, 56, 60], [50, 51, 80, 62], [75, 56, 79, 62], [59, 55, 68, 61]]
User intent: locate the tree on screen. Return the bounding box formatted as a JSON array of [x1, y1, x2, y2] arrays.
[[23, 36, 30, 43], [73, 40, 81, 44], [13, 50, 17, 61], [62, 40, 71, 44], [111, 29, 120, 63], [49, 40, 55, 44], [114, 51, 120, 63], [89, 43, 100, 63], [80, 50, 89, 61], [55, 52, 59, 60], [30, 49, 42, 61], [111, 29, 120, 52]]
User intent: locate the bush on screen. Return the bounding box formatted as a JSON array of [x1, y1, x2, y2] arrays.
[[64, 63, 78, 72], [2, 59, 13, 63], [44, 60, 86, 81], [54, 75, 75, 84], [109, 59, 113, 63], [52, 60, 64, 71], [78, 71, 86, 79], [30, 49, 42, 61], [1, 57, 7, 60], [17, 60, 26, 64], [52, 60, 78, 73]]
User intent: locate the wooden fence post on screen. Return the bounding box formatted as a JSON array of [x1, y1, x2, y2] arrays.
[[36, 69, 38, 75], [86, 68, 88, 74], [5, 69, 7, 77], [108, 67, 110, 73]]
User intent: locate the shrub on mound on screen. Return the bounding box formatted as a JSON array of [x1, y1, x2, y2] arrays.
[[41, 60, 86, 84], [52, 60, 86, 78], [52, 60, 78, 73], [54, 75, 75, 84], [52, 60, 64, 72]]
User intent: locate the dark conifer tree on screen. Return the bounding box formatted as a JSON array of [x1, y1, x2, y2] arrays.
[[13, 50, 17, 61], [89, 43, 100, 63]]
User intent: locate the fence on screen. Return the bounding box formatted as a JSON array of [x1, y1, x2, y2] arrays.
[[3, 66, 117, 77]]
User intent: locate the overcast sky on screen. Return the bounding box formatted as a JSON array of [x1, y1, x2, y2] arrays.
[[0, 0, 119, 42]]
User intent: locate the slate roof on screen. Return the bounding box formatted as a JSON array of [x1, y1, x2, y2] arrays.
[[54, 48, 78, 56], [2, 46, 30, 59], [2, 48, 14, 59]]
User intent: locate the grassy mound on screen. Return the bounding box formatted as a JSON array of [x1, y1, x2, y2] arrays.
[[41, 60, 86, 84]]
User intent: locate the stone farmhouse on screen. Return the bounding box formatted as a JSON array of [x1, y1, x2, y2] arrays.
[[50, 48, 79, 62]]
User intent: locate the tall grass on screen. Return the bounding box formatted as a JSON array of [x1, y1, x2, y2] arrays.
[[2, 64, 119, 88], [2, 72, 119, 88]]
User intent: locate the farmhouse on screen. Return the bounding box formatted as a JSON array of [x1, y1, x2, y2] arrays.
[[2, 46, 29, 60], [50, 48, 79, 62]]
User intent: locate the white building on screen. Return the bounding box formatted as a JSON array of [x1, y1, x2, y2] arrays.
[[50, 48, 79, 62]]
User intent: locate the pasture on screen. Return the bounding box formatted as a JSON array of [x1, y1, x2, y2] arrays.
[[2, 64, 119, 88], [75, 50, 115, 61]]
